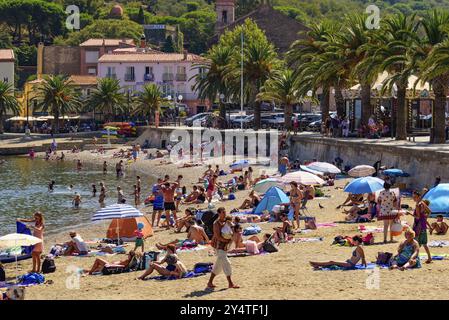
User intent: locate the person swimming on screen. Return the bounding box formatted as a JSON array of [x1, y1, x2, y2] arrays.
[[48, 180, 56, 192]]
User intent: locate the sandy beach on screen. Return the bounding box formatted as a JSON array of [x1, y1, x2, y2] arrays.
[[2, 142, 449, 300]]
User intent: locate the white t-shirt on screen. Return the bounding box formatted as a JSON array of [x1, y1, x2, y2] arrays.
[[73, 235, 89, 253]]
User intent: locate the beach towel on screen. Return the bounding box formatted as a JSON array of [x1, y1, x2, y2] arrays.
[[314, 263, 390, 271], [288, 237, 323, 243], [243, 225, 261, 236], [418, 254, 447, 260], [145, 271, 208, 281], [428, 240, 449, 247], [316, 223, 338, 228], [358, 225, 384, 233]]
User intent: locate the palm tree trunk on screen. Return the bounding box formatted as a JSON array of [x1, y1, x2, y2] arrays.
[[254, 100, 261, 130], [285, 104, 293, 131], [321, 86, 330, 134], [334, 85, 345, 119], [54, 108, 60, 134], [395, 83, 407, 140], [432, 78, 447, 144], [361, 82, 372, 125], [219, 100, 226, 129]]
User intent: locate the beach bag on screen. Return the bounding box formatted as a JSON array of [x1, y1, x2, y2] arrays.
[[42, 256, 56, 274], [0, 264, 5, 282], [362, 233, 374, 245], [102, 265, 125, 275], [376, 252, 393, 265], [243, 225, 261, 236], [194, 262, 213, 274], [304, 217, 317, 230], [262, 236, 278, 253], [19, 273, 45, 285], [391, 219, 403, 237]]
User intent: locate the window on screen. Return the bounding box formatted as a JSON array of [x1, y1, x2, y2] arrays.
[[145, 66, 153, 74], [163, 66, 174, 81], [161, 83, 175, 97], [106, 67, 116, 78], [222, 10, 228, 23], [87, 68, 96, 75], [85, 51, 99, 63], [125, 66, 135, 81], [177, 84, 186, 94]]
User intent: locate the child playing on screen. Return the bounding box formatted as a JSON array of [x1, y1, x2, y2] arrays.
[[430, 215, 449, 235], [134, 223, 145, 252], [221, 215, 234, 240], [73, 192, 81, 209]]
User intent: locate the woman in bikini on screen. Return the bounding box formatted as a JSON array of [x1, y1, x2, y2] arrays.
[[310, 236, 366, 269], [85, 251, 136, 275], [289, 181, 303, 231], [137, 244, 187, 280], [17, 212, 45, 273]]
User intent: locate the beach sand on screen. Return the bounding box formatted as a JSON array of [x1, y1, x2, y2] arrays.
[[3, 144, 449, 300]]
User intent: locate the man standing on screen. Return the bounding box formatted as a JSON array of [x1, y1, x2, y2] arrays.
[[207, 207, 239, 289], [160, 180, 179, 227]]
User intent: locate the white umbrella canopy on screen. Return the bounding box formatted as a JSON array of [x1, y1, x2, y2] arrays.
[[348, 165, 376, 178], [306, 162, 341, 174], [253, 178, 283, 194], [92, 204, 143, 221], [278, 171, 325, 186], [0, 233, 42, 248]]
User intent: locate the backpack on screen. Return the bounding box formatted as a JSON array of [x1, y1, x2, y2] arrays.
[[194, 262, 213, 274], [262, 236, 279, 253], [0, 264, 5, 282], [376, 252, 393, 265], [42, 256, 56, 274]]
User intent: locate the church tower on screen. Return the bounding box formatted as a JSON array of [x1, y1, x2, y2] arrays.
[[215, 0, 235, 31]]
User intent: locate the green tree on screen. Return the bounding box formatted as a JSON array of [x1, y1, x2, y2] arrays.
[[134, 84, 167, 124], [137, 6, 145, 24], [163, 35, 176, 53], [86, 78, 126, 122], [36, 75, 81, 133], [258, 69, 301, 130], [0, 81, 20, 134]]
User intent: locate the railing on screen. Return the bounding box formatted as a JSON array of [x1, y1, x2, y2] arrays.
[[124, 74, 135, 81], [162, 73, 174, 82], [176, 73, 187, 81], [144, 73, 154, 81]]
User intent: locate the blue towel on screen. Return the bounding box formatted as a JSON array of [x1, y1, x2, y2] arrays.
[[315, 263, 390, 271], [16, 222, 33, 255]]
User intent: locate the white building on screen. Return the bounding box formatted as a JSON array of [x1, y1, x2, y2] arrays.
[[0, 49, 15, 88], [97, 50, 208, 114]]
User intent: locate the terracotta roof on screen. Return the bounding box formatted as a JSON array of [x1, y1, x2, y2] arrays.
[[80, 38, 135, 47], [98, 52, 206, 63], [0, 49, 15, 62], [112, 47, 162, 53], [69, 75, 98, 86]]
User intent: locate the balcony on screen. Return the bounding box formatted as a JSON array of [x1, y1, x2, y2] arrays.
[[124, 74, 135, 82], [176, 73, 187, 81], [106, 73, 117, 79], [144, 73, 154, 82], [162, 73, 174, 82]]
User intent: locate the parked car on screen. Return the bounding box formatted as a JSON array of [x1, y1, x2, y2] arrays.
[[184, 112, 212, 126], [307, 120, 322, 131], [231, 115, 254, 128]]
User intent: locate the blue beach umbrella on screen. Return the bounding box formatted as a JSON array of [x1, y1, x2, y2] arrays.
[[423, 184, 449, 217], [344, 177, 385, 194], [383, 169, 410, 177]]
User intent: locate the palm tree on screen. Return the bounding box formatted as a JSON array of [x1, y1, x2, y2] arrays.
[[370, 13, 420, 140], [416, 10, 449, 144], [229, 40, 278, 130], [192, 45, 234, 128], [257, 69, 301, 130], [86, 78, 125, 122], [288, 21, 339, 128], [133, 83, 166, 125], [37, 75, 81, 133], [0, 81, 20, 134]]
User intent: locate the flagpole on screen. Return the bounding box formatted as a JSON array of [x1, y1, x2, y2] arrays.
[[240, 31, 244, 130]]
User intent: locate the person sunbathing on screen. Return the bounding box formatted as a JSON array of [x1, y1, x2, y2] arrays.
[[239, 191, 261, 210], [62, 232, 89, 256], [430, 215, 449, 235], [273, 213, 293, 244], [390, 229, 421, 270], [228, 226, 271, 255], [175, 208, 196, 232], [156, 221, 210, 249], [137, 244, 187, 280], [84, 250, 136, 275], [184, 186, 200, 203], [343, 204, 373, 223], [309, 236, 366, 269], [184, 187, 206, 204], [336, 193, 364, 209]]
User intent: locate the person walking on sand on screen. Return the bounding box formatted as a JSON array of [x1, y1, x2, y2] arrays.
[[377, 182, 398, 243], [17, 212, 44, 273], [207, 207, 239, 289], [160, 180, 179, 228], [152, 178, 165, 227]]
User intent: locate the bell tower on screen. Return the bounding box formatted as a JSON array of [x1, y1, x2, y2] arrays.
[[215, 0, 235, 31]]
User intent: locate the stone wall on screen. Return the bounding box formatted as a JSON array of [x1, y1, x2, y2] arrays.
[[43, 46, 81, 76], [289, 135, 449, 189]]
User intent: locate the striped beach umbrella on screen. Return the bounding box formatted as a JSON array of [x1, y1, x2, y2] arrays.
[[92, 204, 143, 222], [348, 165, 376, 178], [278, 171, 325, 186], [306, 162, 341, 174], [253, 178, 283, 194]]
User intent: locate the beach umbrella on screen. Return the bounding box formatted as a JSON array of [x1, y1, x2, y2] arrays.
[[229, 159, 250, 171], [253, 178, 283, 194], [299, 165, 324, 177], [306, 162, 341, 174], [0, 233, 42, 276], [278, 171, 325, 186], [92, 204, 143, 241], [383, 168, 410, 177], [348, 165, 376, 178], [344, 177, 385, 194], [423, 184, 449, 217]]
